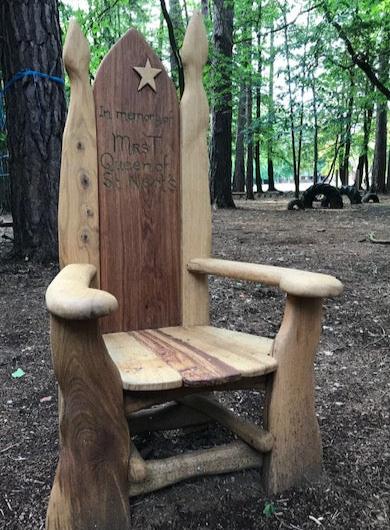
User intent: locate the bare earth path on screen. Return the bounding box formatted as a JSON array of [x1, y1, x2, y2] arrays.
[[1, 197, 389, 529]]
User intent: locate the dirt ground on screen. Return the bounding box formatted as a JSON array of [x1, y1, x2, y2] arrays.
[[1, 196, 389, 529]]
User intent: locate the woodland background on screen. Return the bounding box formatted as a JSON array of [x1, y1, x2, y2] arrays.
[[0, 0, 389, 260]]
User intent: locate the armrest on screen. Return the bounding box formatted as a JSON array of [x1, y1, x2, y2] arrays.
[[46, 264, 118, 320], [187, 258, 343, 299]]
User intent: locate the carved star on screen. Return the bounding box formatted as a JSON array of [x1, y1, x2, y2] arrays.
[[133, 59, 162, 92]]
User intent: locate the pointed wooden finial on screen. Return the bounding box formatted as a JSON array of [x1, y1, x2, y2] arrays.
[[180, 11, 211, 326], [63, 18, 90, 80], [58, 19, 100, 276], [181, 11, 208, 70]]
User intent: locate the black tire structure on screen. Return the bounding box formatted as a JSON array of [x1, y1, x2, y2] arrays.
[[340, 185, 362, 204], [287, 198, 305, 210], [362, 192, 379, 203], [302, 184, 343, 209]]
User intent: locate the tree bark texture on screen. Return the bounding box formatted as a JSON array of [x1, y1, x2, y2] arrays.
[[355, 85, 373, 190], [339, 71, 354, 186], [233, 83, 246, 192], [283, 3, 298, 198], [0, 0, 66, 262], [311, 73, 319, 184], [168, 0, 185, 89], [246, 81, 254, 200], [254, 4, 263, 195], [267, 25, 276, 191], [372, 52, 389, 192], [210, 0, 235, 208]]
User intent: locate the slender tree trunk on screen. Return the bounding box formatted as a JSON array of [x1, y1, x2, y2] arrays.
[[168, 0, 185, 89], [283, 3, 298, 197], [245, 2, 254, 200], [339, 71, 354, 186], [311, 73, 319, 183], [372, 52, 389, 193], [254, 2, 263, 195], [296, 14, 309, 186], [210, 0, 235, 207], [246, 80, 254, 199], [267, 24, 276, 192], [326, 134, 340, 182], [0, 0, 66, 262], [387, 148, 390, 191], [355, 82, 373, 190], [233, 83, 246, 192]]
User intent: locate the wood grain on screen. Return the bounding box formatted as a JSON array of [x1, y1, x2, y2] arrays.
[[103, 331, 183, 391], [263, 295, 324, 494], [46, 317, 130, 530], [135, 329, 240, 386], [188, 257, 344, 298], [180, 13, 212, 325], [46, 264, 118, 320], [161, 325, 276, 376], [104, 325, 277, 390], [59, 19, 100, 280], [94, 29, 181, 333], [128, 441, 263, 496]]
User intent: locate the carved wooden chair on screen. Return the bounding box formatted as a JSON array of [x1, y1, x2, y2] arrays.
[[45, 13, 343, 529]]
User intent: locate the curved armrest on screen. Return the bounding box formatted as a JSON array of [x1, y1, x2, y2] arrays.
[[46, 264, 118, 320], [187, 258, 343, 298]]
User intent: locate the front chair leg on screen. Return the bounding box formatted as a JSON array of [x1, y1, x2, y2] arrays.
[[46, 316, 130, 530], [263, 295, 323, 494]]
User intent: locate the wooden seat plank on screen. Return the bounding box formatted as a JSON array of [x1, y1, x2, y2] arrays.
[[104, 326, 277, 391], [160, 326, 276, 377], [133, 329, 240, 387], [103, 332, 183, 391]]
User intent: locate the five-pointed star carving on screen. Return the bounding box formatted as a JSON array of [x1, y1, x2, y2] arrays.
[[133, 59, 162, 92]]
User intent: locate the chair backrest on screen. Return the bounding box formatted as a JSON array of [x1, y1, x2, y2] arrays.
[[59, 13, 211, 334], [94, 30, 181, 333]]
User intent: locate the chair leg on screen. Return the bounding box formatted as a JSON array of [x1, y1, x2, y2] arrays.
[[46, 316, 130, 530], [263, 295, 323, 494]]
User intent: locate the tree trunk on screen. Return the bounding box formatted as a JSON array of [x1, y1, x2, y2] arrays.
[[387, 148, 390, 191], [168, 0, 185, 89], [246, 81, 254, 200], [355, 82, 373, 190], [267, 24, 276, 192], [245, 4, 254, 201], [254, 2, 263, 195], [283, 3, 298, 197], [372, 52, 389, 193], [311, 73, 319, 184], [0, 0, 66, 262], [339, 71, 354, 186], [233, 83, 246, 192], [210, 0, 235, 208], [296, 14, 309, 188]]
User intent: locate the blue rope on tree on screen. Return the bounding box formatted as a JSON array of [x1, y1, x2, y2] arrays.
[[0, 69, 65, 130]]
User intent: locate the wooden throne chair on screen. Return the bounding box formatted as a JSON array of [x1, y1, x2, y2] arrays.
[[45, 13, 343, 529]]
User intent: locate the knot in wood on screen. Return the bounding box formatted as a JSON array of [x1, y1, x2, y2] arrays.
[[80, 173, 90, 188], [76, 141, 85, 151], [80, 230, 89, 244]]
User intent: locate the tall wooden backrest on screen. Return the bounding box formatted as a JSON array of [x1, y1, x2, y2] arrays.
[[59, 13, 211, 334], [94, 31, 181, 333]]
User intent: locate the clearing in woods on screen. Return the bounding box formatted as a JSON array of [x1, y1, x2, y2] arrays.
[[0, 196, 389, 529]]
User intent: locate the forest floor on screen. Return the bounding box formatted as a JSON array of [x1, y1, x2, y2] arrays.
[[0, 195, 389, 530]]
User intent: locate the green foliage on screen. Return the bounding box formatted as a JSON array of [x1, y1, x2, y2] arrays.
[[58, 0, 389, 187]]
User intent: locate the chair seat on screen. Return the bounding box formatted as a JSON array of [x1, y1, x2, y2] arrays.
[[103, 326, 277, 391]]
